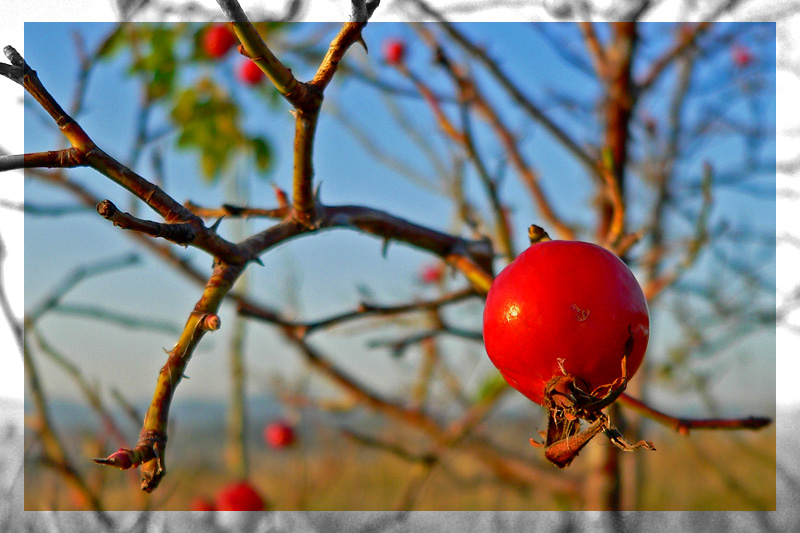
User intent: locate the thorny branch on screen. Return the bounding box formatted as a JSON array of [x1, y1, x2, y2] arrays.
[[12, 6, 776, 511], [5, 5, 497, 492]]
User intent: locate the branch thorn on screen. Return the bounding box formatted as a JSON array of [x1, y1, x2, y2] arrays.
[[210, 217, 225, 232]]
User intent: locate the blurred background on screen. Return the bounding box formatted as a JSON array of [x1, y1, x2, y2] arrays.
[[3, 0, 794, 523]]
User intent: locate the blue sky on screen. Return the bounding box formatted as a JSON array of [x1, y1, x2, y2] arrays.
[[22, 22, 777, 418]]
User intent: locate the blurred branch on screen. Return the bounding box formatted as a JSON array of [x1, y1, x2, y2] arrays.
[[0, 233, 22, 354], [23, 338, 112, 520], [256, 319, 579, 494], [641, 45, 695, 284], [326, 101, 445, 196], [406, 0, 598, 175], [644, 162, 713, 302], [50, 303, 182, 334], [26, 252, 141, 326], [111, 388, 143, 427], [31, 329, 131, 452], [577, 22, 607, 79], [636, 22, 712, 93], [241, 287, 477, 337], [596, 22, 636, 245]]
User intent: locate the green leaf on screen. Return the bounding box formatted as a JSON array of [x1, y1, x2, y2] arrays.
[[95, 25, 129, 61], [170, 78, 254, 182], [126, 24, 181, 101]]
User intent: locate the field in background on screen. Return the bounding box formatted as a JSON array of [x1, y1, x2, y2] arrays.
[[22, 399, 777, 512]]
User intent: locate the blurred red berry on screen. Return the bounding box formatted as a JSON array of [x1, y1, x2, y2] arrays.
[[731, 43, 753, 68], [383, 39, 406, 65], [420, 263, 445, 284], [264, 421, 296, 449], [190, 497, 216, 512], [204, 24, 237, 59], [215, 481, 266, 511], [239, 59, 264, 86]]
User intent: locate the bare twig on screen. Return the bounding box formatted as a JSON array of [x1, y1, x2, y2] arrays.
[[617, 393, 771, 435], [406, 0, 597, 175]]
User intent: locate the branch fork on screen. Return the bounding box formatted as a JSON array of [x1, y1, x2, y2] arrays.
[[92, 430, 168, 492]]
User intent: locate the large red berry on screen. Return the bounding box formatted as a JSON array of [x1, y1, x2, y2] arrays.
[[383, 39, 405, 65], [215, 481, 266, 511], [264, 421, 296, 449], [203, 24, 237, 59], [239, 59, 264, 86], [482, 240, 649, 406]]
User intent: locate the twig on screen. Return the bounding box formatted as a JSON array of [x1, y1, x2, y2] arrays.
[[7, 46, 248, 264], [216, 5, 303, 102], [406, 0, 597, 175], [93, 262, 239, 492], [23, 339, 112, 521], [414, 23, 575, 242], [0, 233, 22, 354], [617, 393, 771, 435], [184, 200, 288, 220], [26, 252, 141, 326], [96, 199, 197, 246], [243, 287, 477, 337], [644, 162, 713, 302], [50, 303, 182, 334], [636, 22, 713, 94], [577, 22, 607, 79], [31, 329, 131, 452]]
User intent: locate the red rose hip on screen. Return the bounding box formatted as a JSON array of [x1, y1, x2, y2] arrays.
[[204, 24, 237, 59], [383, 39, 405, 65], [264, 421, 296, 449], [215, 481, 267, 511], [239, 59, 264, 86], [482, 239, 649, 406]]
